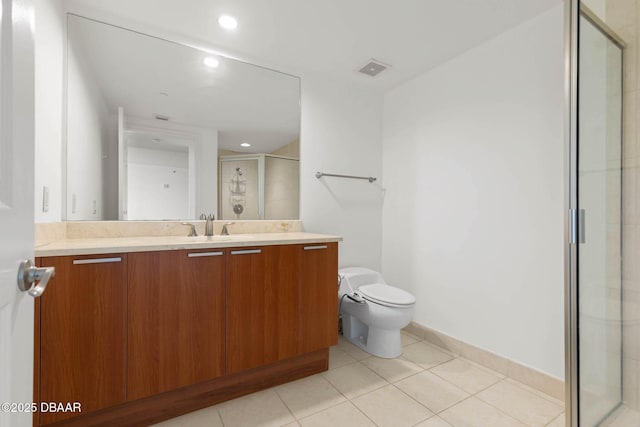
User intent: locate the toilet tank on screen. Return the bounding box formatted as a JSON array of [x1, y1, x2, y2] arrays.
[[338, 267, 386, 295]]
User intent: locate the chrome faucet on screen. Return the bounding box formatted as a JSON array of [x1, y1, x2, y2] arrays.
[[205, 214, 215, 236], [181, 222, 198, 237], [221, 222, 235, 236]]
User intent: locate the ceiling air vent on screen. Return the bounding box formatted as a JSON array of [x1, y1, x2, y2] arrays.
[[358, 59, 389, 77], [154, 114, 170, 121]]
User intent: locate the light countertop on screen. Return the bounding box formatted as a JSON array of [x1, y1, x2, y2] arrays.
[[35, 232, 342, 257]]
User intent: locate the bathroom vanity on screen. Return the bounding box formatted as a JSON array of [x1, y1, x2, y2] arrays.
[[33, 231, 339, 426]]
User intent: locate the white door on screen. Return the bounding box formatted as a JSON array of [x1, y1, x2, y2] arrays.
[[0, 0, 36, 426]]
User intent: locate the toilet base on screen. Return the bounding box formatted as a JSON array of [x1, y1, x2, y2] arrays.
[[342, 314, 402, 358]]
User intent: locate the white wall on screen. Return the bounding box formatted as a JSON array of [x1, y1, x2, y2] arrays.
[[127, 147, 189, 220], [66, 35, 114, 220], [382, 5, 565, 378], [124, 116, 218, 219], [300, 74, 383, 269], [34, 0, 64, 222]]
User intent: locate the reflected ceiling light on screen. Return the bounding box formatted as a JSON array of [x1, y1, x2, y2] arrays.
[[218, 14, 238, 30], [203, 56, 220, 68], [240, 142, 251, 147]]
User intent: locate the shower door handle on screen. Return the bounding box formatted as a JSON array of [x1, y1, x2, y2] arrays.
[[570, 209, 586, 244]]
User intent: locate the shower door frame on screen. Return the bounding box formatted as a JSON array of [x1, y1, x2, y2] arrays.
[[565, 1, 579, 425], [565, 1, 626, 426]]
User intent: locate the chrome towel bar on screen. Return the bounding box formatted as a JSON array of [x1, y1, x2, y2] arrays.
[[315, 172, 376, 183]]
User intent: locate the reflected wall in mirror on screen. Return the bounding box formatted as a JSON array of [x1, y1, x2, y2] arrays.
[[66, 14, 301, 221]]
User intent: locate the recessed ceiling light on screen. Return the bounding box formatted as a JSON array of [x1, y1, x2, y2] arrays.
[[203, 56, 220, 68], [240, 142, 251, 147], [218, 14, 238, 30]]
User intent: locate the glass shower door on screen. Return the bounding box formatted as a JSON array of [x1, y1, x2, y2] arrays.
[[577, 8, 624, 426]]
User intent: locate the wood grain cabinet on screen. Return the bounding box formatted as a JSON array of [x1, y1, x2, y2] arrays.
[[127, 249, 225, 400], [34, 241, 338, 426], [37, 254, 127, 426], [298, 243, 339, 353], [225, 243, 339, 373], [226, 245, 299, 373]]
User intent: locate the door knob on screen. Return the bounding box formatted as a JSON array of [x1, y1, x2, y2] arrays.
[[17, 260, 55, 297]]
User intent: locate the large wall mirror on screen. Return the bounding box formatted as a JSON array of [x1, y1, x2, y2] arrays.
[[65, 14, 300, 221]]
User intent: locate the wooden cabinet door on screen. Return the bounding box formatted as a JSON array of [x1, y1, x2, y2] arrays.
[[39, 254, 127, 426], [298, 243, 339, 353], [127, 250, 225, 400], [226, 245, 299, 374]]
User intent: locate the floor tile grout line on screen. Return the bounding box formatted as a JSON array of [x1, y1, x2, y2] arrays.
[[361, 355, 427, 383], [427, 363, 503, 396], [215, 407, 226, 427], [544, 411, 565, 427], [293, 399, 349, 425], [451, 355, 509, 378], [437, 392, 528, 426], [408, 414, 435, 427], [416, 338, 564, 408], [413, 339, 459, 358], [402, 350, 456, 372], [276, 373, 354, 422], [410, 414, 436, 427], [389, 382, 439, 418], [349, 396, 384, 427], [272, 386, 300, 423], [500, 377, 565, 408], [387, 366, 427, 385], [433, 393, 476, 416], [390, 369, 474, 416], [473, 377, 560, 426], [323, 361, 391, 406], [341, 360, 432, 426]]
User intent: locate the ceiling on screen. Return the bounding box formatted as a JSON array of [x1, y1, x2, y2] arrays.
[[66, 0, 562, 91], [69, 14, 300, 153]]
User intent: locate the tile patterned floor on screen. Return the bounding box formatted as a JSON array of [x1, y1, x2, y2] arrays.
[[603, 406, 640, 427], [153, 332, 565, 427]]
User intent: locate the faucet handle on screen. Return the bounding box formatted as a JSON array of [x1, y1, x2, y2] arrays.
[[221, 222, 235, 236], [199, 213, 207, 220], [181, 222, 198, 237]]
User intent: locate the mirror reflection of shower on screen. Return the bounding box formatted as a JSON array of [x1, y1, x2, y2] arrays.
[[230, 168, 246, 219], [219, 154, 299, 220]]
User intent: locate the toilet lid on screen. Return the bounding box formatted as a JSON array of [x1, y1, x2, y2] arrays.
[[358, 284, 416, 306]]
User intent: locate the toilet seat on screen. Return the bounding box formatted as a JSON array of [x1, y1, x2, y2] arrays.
[[358, 283, 416, 308]]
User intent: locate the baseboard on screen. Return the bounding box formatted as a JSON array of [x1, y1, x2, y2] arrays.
[[405, 321, 565, 402], [43, 349, 329, 427]]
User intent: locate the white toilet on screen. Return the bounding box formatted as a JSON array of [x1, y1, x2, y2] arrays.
[[338, 267, 416, 358]]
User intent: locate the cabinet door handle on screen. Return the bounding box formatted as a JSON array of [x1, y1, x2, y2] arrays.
[[303, 245, 327, 250], [73, 257, 122, 265], [187, 251, 223, 258], [230, 249, 262, 255]]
